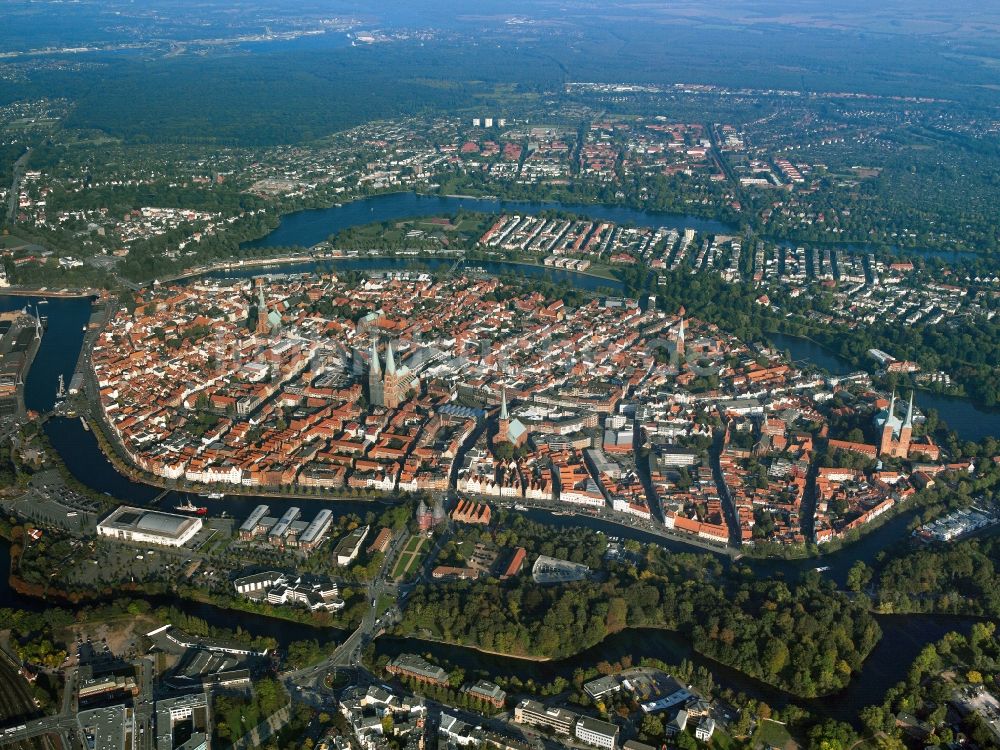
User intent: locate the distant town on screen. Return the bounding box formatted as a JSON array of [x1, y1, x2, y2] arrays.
[[2, 5, 1000, 750]]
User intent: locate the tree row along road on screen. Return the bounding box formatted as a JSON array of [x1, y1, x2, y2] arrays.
[[4, 149, 30, 227]]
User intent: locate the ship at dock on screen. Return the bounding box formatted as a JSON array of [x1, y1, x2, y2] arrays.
[[175, 498, 208, 515]]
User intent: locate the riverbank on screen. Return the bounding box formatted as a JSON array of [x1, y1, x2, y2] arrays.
[[395, 632, 554, 662], [509, 498, 735, 557], [81, 409, 396, 505], [0, 287, 99, 299]]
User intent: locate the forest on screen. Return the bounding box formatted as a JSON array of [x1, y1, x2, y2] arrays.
[[874, 536, 1000, 618], [397, 549, 880, 699], [4, 6, 1000, 147], [860, 624, 1000, 750]]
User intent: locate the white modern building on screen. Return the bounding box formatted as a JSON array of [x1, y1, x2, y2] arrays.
[[97, 506, 201, 547], [695, 718, 715, 741], [575, 716, 619, 750]]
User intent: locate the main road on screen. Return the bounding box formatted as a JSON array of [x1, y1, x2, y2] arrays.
[[281, 524, 416, 689], [4, 149, 30, 227]]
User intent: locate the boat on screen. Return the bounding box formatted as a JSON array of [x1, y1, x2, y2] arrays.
[[814, 566, 831, 572], [514, 503, 527, 511], [175, 499, 208, 516], [55, 374, 66, 401], [79, 417, 89, 432], [202, 492, 225, 500]]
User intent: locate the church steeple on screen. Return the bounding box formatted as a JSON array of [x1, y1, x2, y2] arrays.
[[255, 280, 270, 336], [385, 342, 397, 375], [368, 337, 384, 407], [500, 387, 509, 421], [903, 390, 914, 428], [370, 338, 381, 378], [888, 390, 896, 419]]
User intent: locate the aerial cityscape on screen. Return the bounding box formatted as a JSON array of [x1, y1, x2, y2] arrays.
[[0, 1, 1000, 750]]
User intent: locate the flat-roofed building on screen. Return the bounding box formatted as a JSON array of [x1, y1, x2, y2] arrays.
[[234, 571, 343, 612], [97, 506, 201, 547], [575, 716, 619, 749], [156, 693, 209, 750], [334, 525, 369, 565], [584, 674, 621, 699], [78, 705, 133, 750], [78, 674, 138, 700], [514, 699, 578, 735]]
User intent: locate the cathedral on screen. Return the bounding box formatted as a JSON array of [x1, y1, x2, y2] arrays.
[[253, 279, 281, 336], [368, 338, 413, 408], [875, 390, 914, 459]]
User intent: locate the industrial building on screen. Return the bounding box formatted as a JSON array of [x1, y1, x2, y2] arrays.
[[299, 509, 334, 550], [238, 504, 337, 552], [239, 504, 270, 539], [96, 506, 201, 548], [268, 506, 301, 542]]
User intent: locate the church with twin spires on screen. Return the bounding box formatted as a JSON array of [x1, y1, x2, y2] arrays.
[[368, 338, 414, 408], [875, 390, 914, 459]]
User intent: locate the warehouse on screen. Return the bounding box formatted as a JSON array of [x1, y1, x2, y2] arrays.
[[96, 506, 202, 548]]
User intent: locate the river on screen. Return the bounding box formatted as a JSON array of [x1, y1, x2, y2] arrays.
[[0, 534, 342, 649], [240, 192, 734, 251], [203, 257, 625, 294], [376, 613, 978, 724]]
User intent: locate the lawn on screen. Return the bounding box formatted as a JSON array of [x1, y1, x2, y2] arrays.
[[753, 718, 798, 750], [390, 536, 429, 579], [375, 592, 395, 617]]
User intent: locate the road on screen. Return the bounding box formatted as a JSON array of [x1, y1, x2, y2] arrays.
[[709, 428, 742, 548], [0, 713, 77, 748], [0, 657, 154, 749], [283, 513, 460, 696], [132, 659, 155, 750], [4, 149, 30, 227], [282, 525, 416, 690]]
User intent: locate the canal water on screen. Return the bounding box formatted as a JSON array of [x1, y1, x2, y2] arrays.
[[240, 192, 734, 251]]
